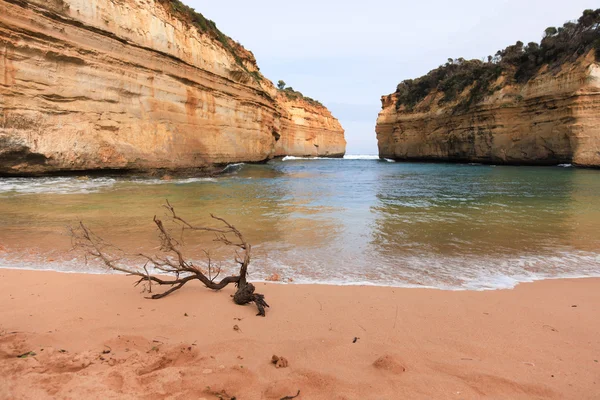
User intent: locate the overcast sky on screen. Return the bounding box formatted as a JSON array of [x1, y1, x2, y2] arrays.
[[183, 0, 598, 154]]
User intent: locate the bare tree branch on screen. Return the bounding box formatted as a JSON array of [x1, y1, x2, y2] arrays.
[[70, 202, 269, 316]]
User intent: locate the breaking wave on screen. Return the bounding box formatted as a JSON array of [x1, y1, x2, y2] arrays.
[[2, 249, 599, 291], [219, 163, 246, 174], [0, 176, 216, 196], [0, 177, 117, 196]]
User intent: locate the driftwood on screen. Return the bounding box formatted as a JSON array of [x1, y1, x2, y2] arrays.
[[71, 201, 269, 316]]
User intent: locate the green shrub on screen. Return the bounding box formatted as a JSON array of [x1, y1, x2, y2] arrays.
[[394, 9, 600, 113], [278, 86, 324, 107], [157, 0, 261, 83]]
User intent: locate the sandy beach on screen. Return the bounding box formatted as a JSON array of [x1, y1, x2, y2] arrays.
[[0, 269, 598, 399]]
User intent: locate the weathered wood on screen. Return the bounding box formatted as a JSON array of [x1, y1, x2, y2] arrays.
[[71, 201, 269, 316]]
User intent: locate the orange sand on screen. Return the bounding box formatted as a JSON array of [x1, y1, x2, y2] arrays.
[[0, 269, 598, 399]]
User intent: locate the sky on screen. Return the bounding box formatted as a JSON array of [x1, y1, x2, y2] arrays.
[[182, 0, 598, 154]]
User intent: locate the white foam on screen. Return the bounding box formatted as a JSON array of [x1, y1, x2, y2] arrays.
[[0, 177, 116, 195], [132, 177, 216, 185], [557, 164, 573, 168], [0, 176, 221, 195], [3, 249, 600, 291], [219, 163, 246, 173]]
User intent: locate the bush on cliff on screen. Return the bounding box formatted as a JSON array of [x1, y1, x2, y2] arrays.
[[278, 85, 325, 108], [156, 0, 261, 82], [394, 9, 600, 113]]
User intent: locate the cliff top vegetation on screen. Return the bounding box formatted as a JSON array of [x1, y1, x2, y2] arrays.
[[394, 9, 600, 113], [156, 0, 261, 82], [277, 80, 325, 108]]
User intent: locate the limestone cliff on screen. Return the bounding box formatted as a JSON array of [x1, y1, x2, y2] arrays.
[[0, 0, 345, 175], [376, 10, 600, 167], [275, 93, 345, 158], [376, 54, 600, 167]]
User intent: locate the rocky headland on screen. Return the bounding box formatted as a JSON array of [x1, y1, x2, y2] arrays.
[[0, 0, 345, 176], [376, 9, 600, 167], [274, 89, 346, 158]]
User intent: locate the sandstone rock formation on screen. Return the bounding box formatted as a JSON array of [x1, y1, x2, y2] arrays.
[[0, 0, 345, 175], [275, 93, 345, 158], [376, 53, 600, 167]]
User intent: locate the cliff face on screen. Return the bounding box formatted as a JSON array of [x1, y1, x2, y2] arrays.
[[0, 0, 345, 175], [376, 54, 600, 167], [275, 94, 346, 157]]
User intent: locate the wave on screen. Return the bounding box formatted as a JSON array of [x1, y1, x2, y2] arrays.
[[557, 164, 573, 168], [132, 177, 217, 185], [2, 248, 599, 291], [0, 177, 116, 195], [0, 175, 219, 195], [3, 259, 598, 292], [219, 163, 246, 174], [252, 248, 600, 291]]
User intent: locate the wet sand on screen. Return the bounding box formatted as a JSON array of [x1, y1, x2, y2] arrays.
[[0, 268, 598, 399]]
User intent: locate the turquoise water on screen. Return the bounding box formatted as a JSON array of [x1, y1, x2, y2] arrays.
[[0, 157, 599, 290]]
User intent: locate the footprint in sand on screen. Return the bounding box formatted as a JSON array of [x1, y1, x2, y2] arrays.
[[372, 355, 406, 374]]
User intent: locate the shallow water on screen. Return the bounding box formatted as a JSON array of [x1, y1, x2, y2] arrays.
[[1, 158, 599, 290]]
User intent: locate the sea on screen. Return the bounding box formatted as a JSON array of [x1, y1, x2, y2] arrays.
[[1, 156, 599, 291]]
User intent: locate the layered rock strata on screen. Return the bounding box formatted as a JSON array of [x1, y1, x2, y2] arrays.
[[376, 54, 600, 167], [0, 0, 345, 175], [275, 94, 345, 158]]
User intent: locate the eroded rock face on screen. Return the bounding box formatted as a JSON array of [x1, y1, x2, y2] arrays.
[[0, 0, 345, 175], [275, 94, 346, 158], [376, 54, 600, 167]]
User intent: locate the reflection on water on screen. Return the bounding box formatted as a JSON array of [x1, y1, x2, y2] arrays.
[[0, 160, 599, 290], [372, 165, 582, 256], [368, 164, 600, 288]]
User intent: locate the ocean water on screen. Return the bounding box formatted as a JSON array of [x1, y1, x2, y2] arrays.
[[0, 157, 599, 290]]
